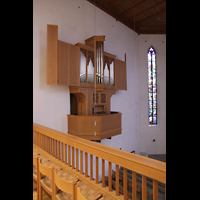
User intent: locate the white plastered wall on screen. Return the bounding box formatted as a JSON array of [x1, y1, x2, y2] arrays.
[[138, 34, 166, 154]]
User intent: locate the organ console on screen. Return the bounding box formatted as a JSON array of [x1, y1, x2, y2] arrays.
[[46, 24, 127, 141]]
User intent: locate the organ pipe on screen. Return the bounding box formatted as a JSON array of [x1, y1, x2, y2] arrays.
[[96, 43, 103, 84]]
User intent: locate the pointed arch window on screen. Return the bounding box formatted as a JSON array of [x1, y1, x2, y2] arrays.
[[148, 46, 157, 125]]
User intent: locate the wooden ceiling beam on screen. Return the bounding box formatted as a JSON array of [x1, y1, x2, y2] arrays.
[[136, 9, 166, 25], [128, 0, 166, 20], [86, 0, 165, 34], [87, 0, 139, 33], [139, 29, 166, 34], [139, 25, 166, 31], [109, 0, 124, 7], [121, 0, 148, 15]]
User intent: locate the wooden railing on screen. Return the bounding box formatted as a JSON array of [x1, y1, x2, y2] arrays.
[[33, 123, 166, 200]]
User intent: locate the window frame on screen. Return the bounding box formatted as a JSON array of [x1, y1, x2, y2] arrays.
[[148, 46, 157, 125]]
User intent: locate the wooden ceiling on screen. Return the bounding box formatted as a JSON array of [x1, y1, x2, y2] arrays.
[[87, 0, 166, 34]]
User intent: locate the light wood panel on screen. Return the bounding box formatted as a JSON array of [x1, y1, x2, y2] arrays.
[[115, 58, 127, 90], [46, 24, 58, 85], [68, 43, 80, 86], [57, 40, 80, 86], [67, 112, 122, 140], [57, 40, 68, 85], [46, 25, 80, 87], [85, 35, 105, 48]]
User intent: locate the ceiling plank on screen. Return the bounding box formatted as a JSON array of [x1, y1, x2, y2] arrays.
[[128, 0, 166, 20], [87, 0, 139, 33], [121, 0, 149, 15], [136, 9, 166, 25], [109, 0, 123, 7], [86, 0, 165, 35]]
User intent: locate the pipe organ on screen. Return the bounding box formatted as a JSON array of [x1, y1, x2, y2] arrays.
[[46, 24, 127, 141]]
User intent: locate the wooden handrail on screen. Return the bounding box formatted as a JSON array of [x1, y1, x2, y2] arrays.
[[33, 122, 166, 200]]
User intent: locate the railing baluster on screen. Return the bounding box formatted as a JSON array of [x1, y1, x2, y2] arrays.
[[52, 139, 55, 157], [55, 140, 57, 158], [46, 136, 49, 153], [38, 132, 40, 146], [76, 148, 79, 172], [35, 131, 36, 145], [123, 168, 127, 200], [38, 132, 39, 146], [40, 133, 42, 148], [40, 133, 41, 148], [65, 144, 67, 164], [44, 135, 46, 151], [102, 159, 105, 187], [47, 136, 49, 153], [58, 141, 60, 160], [116, 164, 119, 196], [46, 136, 48, 152], [36, 131, 37, 145], [108, 162, 112, 191], [61, 142, 63, 162], [36, 132, 38, 146], [72, 147, 74, 168], [41, 133, 42, 148], [96, 156, 99, 183], [68, 145, 70, 167], [132, 171, 137, 200], [80, 150, 83, 174], [90, 154, 93, 180], [49, 137, 51, 154], [153, 179, 158, 200], [33, 131, 35, 144], [142, 175, 147, 200], [41, 133, 42, 149], [85, 152, 88, 177], [42, 135, 44, 150]]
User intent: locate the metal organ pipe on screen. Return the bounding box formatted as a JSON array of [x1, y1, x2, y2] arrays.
[[100, 43, 103, 84], [99, 45, 101, 83], [96, 44, 99, 84], [96, 43, 104, 84]]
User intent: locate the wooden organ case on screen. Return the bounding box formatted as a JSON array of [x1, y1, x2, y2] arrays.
[[46, 24, 127, 141]]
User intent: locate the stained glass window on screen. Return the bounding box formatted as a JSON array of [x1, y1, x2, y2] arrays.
[[148, 46, 157, 125]]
